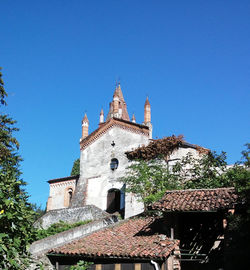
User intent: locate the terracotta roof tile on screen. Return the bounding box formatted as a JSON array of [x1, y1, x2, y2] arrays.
[[151, 187, 238, 212], [126, 135, 209, 160], [48, 217, 178, 259]]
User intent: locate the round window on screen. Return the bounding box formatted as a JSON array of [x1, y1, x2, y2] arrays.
[[110, 158, 119, 170]]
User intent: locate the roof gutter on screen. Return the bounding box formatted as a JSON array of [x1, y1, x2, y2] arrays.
[[151, 260, 160, 270]]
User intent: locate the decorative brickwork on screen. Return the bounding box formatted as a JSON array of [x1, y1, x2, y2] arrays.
[[80, 118, 149, 151]]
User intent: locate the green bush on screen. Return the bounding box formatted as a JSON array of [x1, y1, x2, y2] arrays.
[[35, 220, 92, 240]]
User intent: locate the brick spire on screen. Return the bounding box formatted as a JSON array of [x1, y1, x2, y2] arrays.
[[82, 113, 89, 139], [106, 84, 130, 121], [132, 113, 136, 123], [144, 97, 151, 124], [99, 108, 104, 124]]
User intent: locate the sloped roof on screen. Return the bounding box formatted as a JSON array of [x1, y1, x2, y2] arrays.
[[126, 135, 209, 160], [48, 217, 179, 259], [80, 118, 149, 151], [150, 187, 238, 212], [48, 175, 79, 184]]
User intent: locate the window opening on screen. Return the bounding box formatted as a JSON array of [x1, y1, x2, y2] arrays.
[[110, 158, 119, 170]]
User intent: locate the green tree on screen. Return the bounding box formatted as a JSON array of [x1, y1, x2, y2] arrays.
[[119, 158, 181, 207], [70, 260, 93, 270], [179, 151, 232, 189], [121, 143, 250, 268], [30, 203, 46, 220], [71, 158, 80, 176], [120, 148, 249, 207], [223, 144, 250, 269], [0, 68, 36, 269]]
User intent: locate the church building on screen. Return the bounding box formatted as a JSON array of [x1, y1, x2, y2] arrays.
[[46, 84, 203, 219]]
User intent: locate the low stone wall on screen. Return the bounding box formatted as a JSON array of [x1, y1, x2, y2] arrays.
[[34, 205, 109, 229], [30, 215, 118, 255]]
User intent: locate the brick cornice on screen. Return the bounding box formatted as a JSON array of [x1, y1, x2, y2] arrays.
[[80, 118, 149, 151]]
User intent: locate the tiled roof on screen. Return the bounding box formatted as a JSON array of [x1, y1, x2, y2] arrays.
[[151, 187, 238, 212], [126, 135, 209, 161], [80, 118, 149, 151], [49, 217, 178, 259], [48, 175, 79, 184]]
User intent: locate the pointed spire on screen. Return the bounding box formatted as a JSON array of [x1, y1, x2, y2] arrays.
[[144, 96, 151, 124], [82, 113, 89, 123], [82, 113, 89, 139], [144, 96, 150, 107], [115, 82, 125, 101], [132, 113, 136, 123], [106, 83, 130, 121], [99, 108, 104, 124], [143, 96, 152, 139]]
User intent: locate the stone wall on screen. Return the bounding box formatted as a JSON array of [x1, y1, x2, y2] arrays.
[[34, 205, 109, 229], [78, 126, 149, 218], [30, 215, 118, 255]]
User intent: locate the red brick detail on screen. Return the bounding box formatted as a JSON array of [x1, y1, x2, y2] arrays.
[[80, 118, 149, 151]]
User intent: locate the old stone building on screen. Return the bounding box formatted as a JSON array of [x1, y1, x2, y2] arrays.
[[46, 84, 203, 219]]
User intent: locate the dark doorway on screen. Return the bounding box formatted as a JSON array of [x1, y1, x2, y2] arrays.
[[106, 189, 121, 214]]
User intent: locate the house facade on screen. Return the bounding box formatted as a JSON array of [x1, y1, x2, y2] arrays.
[[46, 84, 206, 219], [47, 216, 180, 270]]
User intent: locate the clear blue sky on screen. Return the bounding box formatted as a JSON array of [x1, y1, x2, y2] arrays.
[[1, 1, 249, 208]]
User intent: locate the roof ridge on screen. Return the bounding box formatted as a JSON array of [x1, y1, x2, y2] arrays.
[[80, 118, 149, 151], [164, 187, 235, 193]]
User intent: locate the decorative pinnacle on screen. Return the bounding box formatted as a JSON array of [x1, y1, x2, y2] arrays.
[[82, 113, 89, 123], [144, 96, 150, 106]]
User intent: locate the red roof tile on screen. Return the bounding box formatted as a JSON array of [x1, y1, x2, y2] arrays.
[[126, 135, 209, 161], [49, 217, 178, 259], [151, 187, 238, 212]]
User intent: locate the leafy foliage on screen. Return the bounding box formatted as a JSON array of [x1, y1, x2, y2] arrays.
[[30, 203, 46, 220], [35, 220, 92, 240], [121, 146, 249, 207], [119, 158, 181, 207], [0, 68, 36, 269], [180, 151, 232, 189], [0, 67, 7, 105], [122, 143, 250, 268], [70, 260, 93, 270], [223, 144, 250, 268], [71, 158, 80, 176]]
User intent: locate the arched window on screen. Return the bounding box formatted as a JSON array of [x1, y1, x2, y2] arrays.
[[68, 188, 73, 202], [110, 158, 119, 170], [64, 187, 74, 207]]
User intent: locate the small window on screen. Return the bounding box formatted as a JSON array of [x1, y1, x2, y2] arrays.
[[110, 158, 119, 170], [68, 188, 73, 202]]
